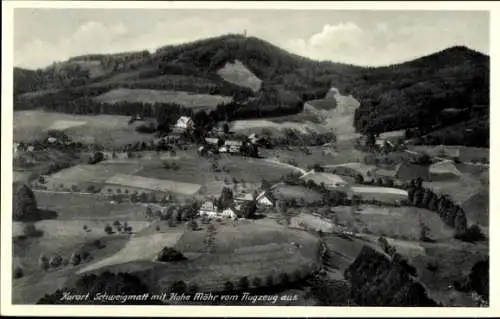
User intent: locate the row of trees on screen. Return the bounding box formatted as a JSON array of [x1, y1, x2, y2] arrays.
[[406, 178, 484, 242]]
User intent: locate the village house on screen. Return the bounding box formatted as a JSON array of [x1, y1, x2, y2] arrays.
[[174, 116, 194, 132], [198, 200, 219, 218], [224, 140, 243, 154], [256, 191, 276, 208], [205, 137, 220, 146], [221, 207, 238, 219], [234, 192, 254, 204]]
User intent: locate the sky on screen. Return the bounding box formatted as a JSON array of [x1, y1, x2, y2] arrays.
[[14, 9, 489, 69]]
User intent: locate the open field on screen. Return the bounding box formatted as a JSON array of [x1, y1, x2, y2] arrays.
[[94, 88, 232, 110], [332, 205, 455, 242], [411, 243, 489, 306], [33, 191, 150, 221], [229, 89, 360, 143], [300, 172, 347, 189], [106, 173, 202, 195], [12, 189, 156, 303], [47, 120, 87, 131], [78, 231, 184, 274], [14, 110, 157, 148], [260, 146, 364, 170], [423, 172, 484, 205], [350, 186, 408, 203], [323, 162, 377, 180], [409, 145, 489, 163], [76, 222, 320, 292], [216, 60, 262, 92], [43, 163, 141, 190], [272, 185, 323, 203]]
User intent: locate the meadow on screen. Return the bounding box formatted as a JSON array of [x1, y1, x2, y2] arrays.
[[14, 110, 157, 148], [94, 88, 232, 110]]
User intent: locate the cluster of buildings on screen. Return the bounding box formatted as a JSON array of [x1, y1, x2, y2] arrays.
[[197, 190, 276, 220]]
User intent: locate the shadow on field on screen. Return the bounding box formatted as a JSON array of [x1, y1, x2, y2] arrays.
[[24, 209, 59, 222]]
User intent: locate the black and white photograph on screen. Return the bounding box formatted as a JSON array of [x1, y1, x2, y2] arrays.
[[2, 1, 495, 315]]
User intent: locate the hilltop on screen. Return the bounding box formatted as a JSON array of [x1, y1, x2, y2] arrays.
[[14, 34, 489, 147]]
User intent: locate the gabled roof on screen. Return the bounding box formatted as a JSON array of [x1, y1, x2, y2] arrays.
[[205, 137, 219, 144], [256, 191, 276, 203], [176, 116, 193, 125], [235, 193, 254, 201], [225, 140, 243, 146]]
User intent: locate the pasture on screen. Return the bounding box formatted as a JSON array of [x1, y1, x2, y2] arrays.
[[300, 172, 347, 189], [76, 222, 320, 293], [272, 185, 323, 203], [350, 186, 408, 203], [78, 231, 184, 274], [411, 243, 489, 306], [332, 205, 455, 241], [33, 191, 150, 221], [216, 60, 262, 92], [14, 110, 157, 148], [12, 189, 156, 303], [105, 174, 202, 196], [423, 172, 484, 205], [323, 162, 377, 180], [93, 88, 232, 110]]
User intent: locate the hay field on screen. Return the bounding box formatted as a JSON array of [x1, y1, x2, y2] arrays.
[[423, 173, 484, 204], [47, 120, 87, 131], [324, 162, 377, 180], [350, 186, 408, 202], [33, 191, 149, 221], [94, 88, 232, 110], [106, 173, 202, 195], [300, 172, 347, 188], [77, 232, 184, 274], [216, 60, 262, 92], [272, 185, 322, 203], [14, 110, 157, 147], [76, 222, 320, 292], [333, 205, 454, 241], [45, 163, 140, 187]]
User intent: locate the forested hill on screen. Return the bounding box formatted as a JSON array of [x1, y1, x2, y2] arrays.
[[14, 34, 489, 147]]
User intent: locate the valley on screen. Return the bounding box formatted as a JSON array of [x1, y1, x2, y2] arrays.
[[11, 34, 489, 307]]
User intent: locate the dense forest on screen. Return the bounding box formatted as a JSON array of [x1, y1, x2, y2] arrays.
[[14, 34, 489, 147]]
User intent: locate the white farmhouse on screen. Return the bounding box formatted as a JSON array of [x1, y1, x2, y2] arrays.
[[234, 192, 254, 204], [221, 207, 238, 219], [174, 116, 194, 130], [224, 140, 243, 154], [256, 191, 276, 208], [198, 200, 219, 218], [205, 137, 219, 145]]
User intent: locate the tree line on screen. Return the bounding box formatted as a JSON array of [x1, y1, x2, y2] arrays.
[[406, 177, 485, 242]]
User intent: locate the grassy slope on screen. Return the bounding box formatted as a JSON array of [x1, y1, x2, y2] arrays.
[[14, 35, 489, 147]]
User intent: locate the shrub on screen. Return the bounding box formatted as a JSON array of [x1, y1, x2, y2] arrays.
[[224, 281, 234, 292], [49, 255, 63, 268], [157, 247, 187, 262], [454, 225, 486, 243], [93, 239, 105, 249], [238, 276, 250, 291], [70, 252, 81, 266], [278, 273, 290, 286], [187, 283, 199, 294], [426, 261, 439, 272], [61, 258, 69, 267], [13, 266, 24, 279], [265, 274, 274, 287], [252, 277, 262, 288], [104, 225, 113, 234], [39, 255, 49, 271], [169, 280, 187, 293]]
